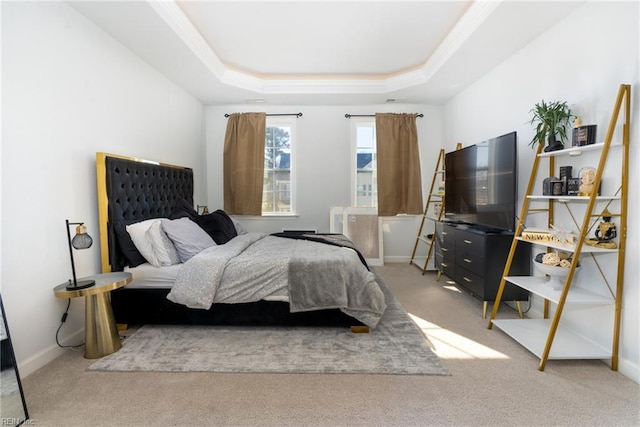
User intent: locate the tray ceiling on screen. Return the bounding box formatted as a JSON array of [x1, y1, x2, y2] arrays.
[[69, 1, 579, 105]]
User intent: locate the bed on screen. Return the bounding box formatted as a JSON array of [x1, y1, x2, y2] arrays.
[[96, 153, 386, 329]]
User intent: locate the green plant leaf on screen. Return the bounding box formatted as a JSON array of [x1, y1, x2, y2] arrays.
[[527, 99, 574, 147]]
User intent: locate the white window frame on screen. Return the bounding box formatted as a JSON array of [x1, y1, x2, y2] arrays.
[[350, 118, 377, 208], [263, 117, 296, 216]]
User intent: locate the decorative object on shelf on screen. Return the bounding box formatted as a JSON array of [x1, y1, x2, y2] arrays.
[[65, 219, 95, 290], [558, 165, 572, 195], [585, 209, 617, 249], [528, 99, 575, 152], [572, 117, 597, 147], [550, 225, 575, 245], [533, 251, 581, 290], [551, 179, 564, 196], [542, 177, 557, 195], [559, 165, 572, 179], [197, 204, 209, 215], [578, 167, 599, 196], [521, 230, 575, 244], [567, 177, 581, 196]]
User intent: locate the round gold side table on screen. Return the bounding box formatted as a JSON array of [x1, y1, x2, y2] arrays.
[[53, 272, 132, 359]]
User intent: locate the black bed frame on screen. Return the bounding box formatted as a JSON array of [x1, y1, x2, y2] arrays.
[[96, 153, 358, 327]]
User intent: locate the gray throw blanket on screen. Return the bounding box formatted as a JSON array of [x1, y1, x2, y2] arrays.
[[287, 238, 386, 327], [167, 232, 386, 328]]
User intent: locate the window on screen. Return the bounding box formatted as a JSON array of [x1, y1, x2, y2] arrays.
[[263, 118, 295, 214], [351, 119, 377, 207]]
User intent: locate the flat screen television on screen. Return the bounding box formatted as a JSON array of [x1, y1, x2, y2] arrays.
[[444, 131, 517, 232]]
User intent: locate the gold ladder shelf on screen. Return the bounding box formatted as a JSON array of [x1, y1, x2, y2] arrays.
[[410, 143, 461, 274], [488, 84, 630, 371]]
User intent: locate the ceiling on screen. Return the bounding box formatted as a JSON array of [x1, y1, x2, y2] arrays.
[[69, 0, 579, 106]]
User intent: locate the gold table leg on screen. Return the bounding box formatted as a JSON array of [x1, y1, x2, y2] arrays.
[[84, 292, 121, 359]]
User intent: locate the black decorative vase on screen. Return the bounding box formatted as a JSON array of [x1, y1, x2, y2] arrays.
[[544, 136, 564, 152]]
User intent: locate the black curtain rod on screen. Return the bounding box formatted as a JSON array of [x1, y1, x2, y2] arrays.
[[345, 113, 423, 118], [224, 112, 303, 118]]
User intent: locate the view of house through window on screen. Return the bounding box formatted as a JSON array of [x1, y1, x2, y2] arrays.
[[353, 120, 377, 207], [263, 119, 294, 214]]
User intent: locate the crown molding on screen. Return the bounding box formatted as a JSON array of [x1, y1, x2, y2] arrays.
[[421, 0, 501, 81], [148, 0, 225, 78], [148, 0, 499, 96]]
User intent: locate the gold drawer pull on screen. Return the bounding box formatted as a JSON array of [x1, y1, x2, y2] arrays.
[[464, 239, 472, 244], [441, 263, 448, 268], [441, 248, 448, 252], [463, 258, 472, 264], [442, 231, 448, 235], [463, 276, 472, 283]]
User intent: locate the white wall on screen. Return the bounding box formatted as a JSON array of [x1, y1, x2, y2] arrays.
[[443, 1, 639, 381], [204, 104, 443, 262], [1, 2, 205, 375]]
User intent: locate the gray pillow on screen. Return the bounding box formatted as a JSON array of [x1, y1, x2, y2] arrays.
[[161, 217, 216, 263], [231, 217, 248, 235]]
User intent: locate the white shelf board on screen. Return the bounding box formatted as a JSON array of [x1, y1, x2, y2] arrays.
[[492, 318, 611, 360], [515, 237, 618, 254], [417, 235, 433, 244], [503, 276, 614, 305], [410, 256, 436, 272], [527, 195, 620, 202], [537, 141, 621, 158]]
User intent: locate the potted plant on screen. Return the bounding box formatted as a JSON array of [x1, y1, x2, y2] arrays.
[[528, 100, 574, 152]]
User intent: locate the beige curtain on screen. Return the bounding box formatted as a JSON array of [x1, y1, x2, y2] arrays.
[[375, 113, 424, 216], [223, 112, 266, 215]]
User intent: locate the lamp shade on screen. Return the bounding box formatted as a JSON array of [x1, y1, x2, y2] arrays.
[[71, 224, 93, 249]]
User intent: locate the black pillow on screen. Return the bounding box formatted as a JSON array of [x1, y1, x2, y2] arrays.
[[114, 221, 148, 268], [170, 198, 199, 222], [197, 210, 238, 244]]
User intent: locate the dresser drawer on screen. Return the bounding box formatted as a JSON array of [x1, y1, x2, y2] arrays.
[[441, 260, 456, 280], [439, 243, 454, 261], [456, 249, 484, 276], [455, 268, 485, 298], [436, 253, 456, 279], [440, 224, 455, 246], [455, 230, 484, 255]]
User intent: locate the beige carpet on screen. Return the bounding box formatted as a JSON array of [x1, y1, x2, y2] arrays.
[[21, 264, 640, 426]]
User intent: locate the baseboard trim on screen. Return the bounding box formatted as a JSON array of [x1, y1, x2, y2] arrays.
[[617, 358, 640, 384], [19, 329, 84, 378], [383, 256, 411, 263]]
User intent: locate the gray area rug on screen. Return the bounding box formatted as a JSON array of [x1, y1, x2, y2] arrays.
[[89, 278, 449, 375]]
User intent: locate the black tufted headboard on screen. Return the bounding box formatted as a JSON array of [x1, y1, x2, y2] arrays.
[[96, 153, 194, 273]]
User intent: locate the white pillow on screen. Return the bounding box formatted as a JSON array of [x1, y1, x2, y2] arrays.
[[146, 220, 181, 266], [126, 219, 161, 266], [231, 217, 247, 235], [161, 217, 216, 263]]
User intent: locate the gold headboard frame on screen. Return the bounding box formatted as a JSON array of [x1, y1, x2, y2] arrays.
[[95, 152, 194, 273]]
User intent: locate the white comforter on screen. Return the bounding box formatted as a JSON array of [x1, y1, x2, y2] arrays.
[[166, 232, 386, 328]]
